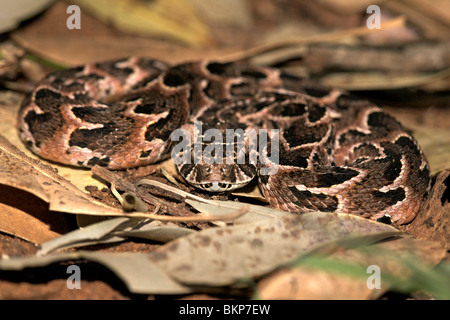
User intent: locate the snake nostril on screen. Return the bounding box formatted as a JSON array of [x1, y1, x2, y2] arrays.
[[218, 182, 230, 189]]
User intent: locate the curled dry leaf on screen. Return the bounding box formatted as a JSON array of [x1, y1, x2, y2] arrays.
[[38, 217, 196, 255], [0, 185, 68, 244], [37, 217, 132, 255], [118, 224, 196, 243], [0, 134, 123, 216], [150, 212, 399, 286], [407, 169, 450, 250], [231, 181, 268, 204]]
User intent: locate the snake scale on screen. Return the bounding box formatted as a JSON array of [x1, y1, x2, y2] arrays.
[[17, 57, 431, 225]]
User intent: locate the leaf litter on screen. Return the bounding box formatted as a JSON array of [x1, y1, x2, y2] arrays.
[[0, 132, 447, 297], [1, 2, 449, 298], [149, 212, 399, 287], [0, 211, 400, 295], [0, 134, 124, 217]]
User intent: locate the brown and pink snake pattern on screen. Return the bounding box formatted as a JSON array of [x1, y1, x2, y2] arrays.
[[17, 57, 431, 225]]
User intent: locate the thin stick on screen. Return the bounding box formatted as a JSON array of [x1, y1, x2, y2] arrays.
[[137, 178, 218, 205], [125, 204, 249, 222]]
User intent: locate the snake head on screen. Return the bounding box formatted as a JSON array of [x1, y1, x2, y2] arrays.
[[178, 163, 257, 192]]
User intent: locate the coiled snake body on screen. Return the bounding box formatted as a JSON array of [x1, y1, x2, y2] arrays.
[[17, 57, 431, 225]]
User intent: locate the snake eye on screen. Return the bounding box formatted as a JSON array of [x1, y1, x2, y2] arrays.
[[203, 167, 212, 174]]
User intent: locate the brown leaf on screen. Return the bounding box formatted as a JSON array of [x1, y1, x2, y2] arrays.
[[328, 237, 446, 280], [258, 267, 378, 300], [10, 2, 239, 66], [407, 169, 450, 250], [0, 91, 107, 193], [0, 185, 68, 244], [231, 180, 268, 204], [258, 237, 446, 300], [0, 133, 123, 216], [0, 41, 25, 79], [188, 0, 253, 28], [71, 0, 212, 47], [319, 69, 450, 91], [385, 0, 450, 39]]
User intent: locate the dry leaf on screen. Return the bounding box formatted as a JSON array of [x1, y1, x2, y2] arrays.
[[11, 2, 240, 66], [303, 42, 450, 74], [0, 41, 25, 79], [369, 237, 447, 267], [38, 218, 196, 255], [37, 217, 131, 255], [188, 0, 253, 28], [0, 0, 53, 33], [258, 237, 446, 300], [385, 0, 450, 39], [258, 267, 378, 300], [0, 91, 107, 192], [160, 169, 180, 188], [319, 69, 450, 91], [407, 169, 450, 250], [72, 0, 211, 46], [231, 181, 268, 204], [0, 133, 123, 216], [314, 0, 379, 14], [0, 134, 217, 223], [0, 185, 68, 244], [0, 251, 191, 295], [119, 224, 196, 243], [150, 212, 399, 286]]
